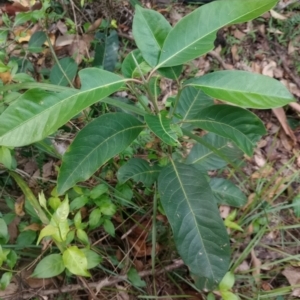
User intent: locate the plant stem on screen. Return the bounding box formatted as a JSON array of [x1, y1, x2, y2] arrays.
[[169, 86, 183, 118]]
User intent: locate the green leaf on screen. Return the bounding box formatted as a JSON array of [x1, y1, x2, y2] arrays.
[[57, 113, 143, 195], [53, 196, 69, 222], [186, 105, 266, 156], [70, 195, 89, 211], [28, 31, 46, 53], [158, 161, 230, 289], [6, 250, 17, 269], [0, 272, 12, 290], [37, 224, 58, 245], [0, 146, 12, 169], [117, 158, 161, 187], [90, 184, 108, 200], [292, 195, 300, 217], [220, 290, 239, 300], [219, 271, 235, 291], [210, 178, 247, 207], [185, 133, 243, 171], [16, 230, 36, 246], [187, 71, 295, 109], [32, 254, 65, 278], [0, 219, 8, 242], [77, 229, 89, 245], [122, 49, 151, 78], [157, 0, 277, 67], [103, 219, 115, 237], [0, 68, 125, 147], [81, 248, 102, 269], [50, 57, 78, 87], [89, 208, 102, 229], [63, 246, 90, 277], [176, 86, 214, 129], [94, 30, 119, 72], [133, 6, 172, 66], [145, 112, 179, 146], [127, 268, 146, 287], [157, 65, 183, 80]]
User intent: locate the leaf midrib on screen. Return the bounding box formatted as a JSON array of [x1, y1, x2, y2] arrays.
[[0, 79, 126, 140], [59, 123, 144, 192], [157, 2, 272, 68], [171, 160, 214, 278]]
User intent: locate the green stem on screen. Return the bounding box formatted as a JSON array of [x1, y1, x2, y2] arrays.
[[169, 86, 183, 118], [45, 34, 75, 88], [151, 184, 158, 294], [0, 82, 73, 93]]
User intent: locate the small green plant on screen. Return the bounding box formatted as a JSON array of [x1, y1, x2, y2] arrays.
[[0, 0, 295, 291]]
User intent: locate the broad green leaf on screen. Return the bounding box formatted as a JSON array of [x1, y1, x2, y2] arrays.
[[133, 6, 172, 66], [50, 57, 78, 86], [28, 31, 46, 53], [127, 268, 146, 287], [70, 195, 89, 211], [158, 161, 230, 289], [103, 219, 115, 237], [37, 224, 58, 245], [176, 86, 214, 129], [186, 105, 266, 156], [157, 65, 183, 80], [94, 30, 119, 72], [0, 219, 8, 243], [158, 0, 277, 67], [90, 184, 108, 199], [220, 291, 239, 300], [32, 254, 65, 278], [0, 68, 125, 147], [81, 248, 102, 269], [0, 146, 12, 169], [16, 230, 36, 246], [187, 71, 295, 109], [122, 49, 151, 78], [185, 133, 243, 171], [77, 229, 89, 245], [210, 178, 247, 207], [0, 272, 12, 290], [63, 246, 90, 277], [57, 113, 143, 195], [145, 113, 179, 146], [53, 196, 69, 222], [117, 158, 161, 187]]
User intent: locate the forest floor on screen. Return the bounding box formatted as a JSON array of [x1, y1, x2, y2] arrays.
[[1, 0, 300, 299]]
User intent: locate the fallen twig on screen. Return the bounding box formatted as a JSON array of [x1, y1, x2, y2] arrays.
[[18, 259, 185, 299]]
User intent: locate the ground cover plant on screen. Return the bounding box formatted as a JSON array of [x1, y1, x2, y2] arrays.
[[0, 0, 299, 298]]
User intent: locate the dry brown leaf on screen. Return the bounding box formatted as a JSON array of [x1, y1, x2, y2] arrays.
[[267, 28, 283, 34], [282, 267, 300, 297], [8, 217, 20, 243], [254, 152, 266, 167], [68, 35, 93, 65], [251, 61, 262, 74], [272, 107, 297, 142], [24, 223, 42, 231], [251, 165, 274, 179], [231, 44, 239, 62], [86, 18, 102, 33], [251, 250, 261, 284], [0, 283, 18, 297], [288, 41, 296, 55], [262, 60, 276, 77], [270, 9, 287, 20], [233, 29, 245, 40], [55, 34, 76, 47], [15, 195, 25, 216], [219, 205, 230, 219], [11, 0, 36, 7], [0, 71, 12, 84], [235, 260, 250, 272]]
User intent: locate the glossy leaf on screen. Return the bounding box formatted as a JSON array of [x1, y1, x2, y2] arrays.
[[186, 105, 266, 156], [94, 30, 119, 72], [133, 6, 172, 66], [158, 65, 183, 80], [176, 86, 214, 129], [187, 71, 295, 109], [145, 113, 179, 146], [57, 113, 143, 195], [0, 69, 125, 147], [185, 133, 243, 171], [210, 178, 247, 207], [117, 158, 161, 187], [63, 246, 90, 277], [158, 0, 277, 67], [158, 161, 230, 289], [32, 254, 65, 278], [50, 57, 78, 87]]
